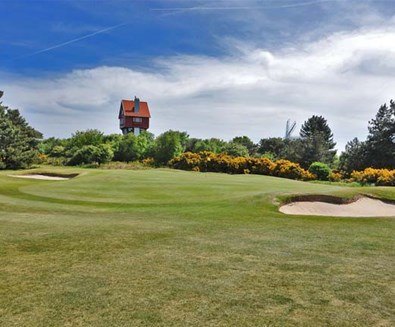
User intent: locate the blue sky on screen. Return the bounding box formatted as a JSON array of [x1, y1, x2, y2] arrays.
[[2, 0, 356, 73], [2, 0, 395, 150]]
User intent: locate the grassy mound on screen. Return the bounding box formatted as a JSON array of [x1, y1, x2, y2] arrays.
[[0, 167, 394, 326]]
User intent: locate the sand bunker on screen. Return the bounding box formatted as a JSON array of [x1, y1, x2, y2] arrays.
[[10, 174, 71, 181], [280, 197, 395, 217]]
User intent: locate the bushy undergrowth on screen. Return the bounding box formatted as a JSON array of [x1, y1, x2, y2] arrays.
[[329, 171, 342, 182], [68, 144, 114, 166], [309, 162, 331, 181], [100, 159, 154, 170], [169, 151, 315, 181], [351, 168, 395, 186]]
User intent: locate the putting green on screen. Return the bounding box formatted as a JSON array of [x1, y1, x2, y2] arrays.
[[0, 167, 394, 326]]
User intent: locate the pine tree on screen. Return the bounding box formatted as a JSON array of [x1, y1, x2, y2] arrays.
[[299, 115, 336, 167], [339, 138, 367, 174], [365, 101, 395, 168], [0, 103, 42, 169]]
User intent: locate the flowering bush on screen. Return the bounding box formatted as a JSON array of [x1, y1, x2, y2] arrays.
[[169, 152, 314, 181], [376, 170, 395, 186], [170, 152, 395, 186], [141, 157, 155, 167], [273, 159, 315, 181], [351, 168, 395, 186], [329, 171, 343, 182], [35, 153, 48, 164]]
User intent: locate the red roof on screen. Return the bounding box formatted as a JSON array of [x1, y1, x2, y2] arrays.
[[121, 100, 151, 118]]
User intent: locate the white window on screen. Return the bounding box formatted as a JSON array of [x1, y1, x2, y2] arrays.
[[133, 117, 142, 123]]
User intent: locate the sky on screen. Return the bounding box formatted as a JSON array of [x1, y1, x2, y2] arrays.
[[1, 0, 395, 151]]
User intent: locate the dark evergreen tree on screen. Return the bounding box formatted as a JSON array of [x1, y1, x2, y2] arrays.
[[339, 138, 367, 174], [299, 115, 336, 167], [364, 101, 395, 169], [0, 103, 42, 169]]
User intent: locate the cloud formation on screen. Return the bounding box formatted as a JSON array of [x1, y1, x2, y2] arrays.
[[4, 26, 395, 151]]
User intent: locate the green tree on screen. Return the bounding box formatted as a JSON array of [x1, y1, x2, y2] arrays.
[[115, 132, 155, 162], [0, 104, 42, 169], [103, 133, 123, 155], [68, 129, 104, 149], [68, 144, 113, 166], [39, 137, 66, 156], [365, 101, 395, 169], [188, 138, 226, 153], [258, 137, 287, 159], [223, 142, 249, 157], [299, 116, 336, 167], [6, 108, 42, 140], [339, 138, 367, 174], [153, 130, 189, 165], [232, 136, 257, 155]]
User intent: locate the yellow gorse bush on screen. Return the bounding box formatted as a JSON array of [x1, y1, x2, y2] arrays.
[[170, 152, 395, 186], [351, 168, 395, 186], [329, 172, 342, 182], [169, 152, 315, 181]]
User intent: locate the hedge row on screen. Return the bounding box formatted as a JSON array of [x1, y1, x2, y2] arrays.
[[169, 151, 315, 181], [351, 168, 395, 186], [170, 152, 395, 186]]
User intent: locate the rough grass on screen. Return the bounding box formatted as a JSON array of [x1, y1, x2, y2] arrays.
[[0, 167, 394, 326]]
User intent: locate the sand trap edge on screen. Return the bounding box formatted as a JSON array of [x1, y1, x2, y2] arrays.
[[8, 172, 79, 181], [282, 194, 395, 206], [279, 194, 395, 217]]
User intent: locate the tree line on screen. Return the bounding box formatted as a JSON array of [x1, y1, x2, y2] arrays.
[[0, 95, 394, 175]]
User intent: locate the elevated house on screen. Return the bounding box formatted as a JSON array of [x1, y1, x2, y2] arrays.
[[118, 97, 151, 136]]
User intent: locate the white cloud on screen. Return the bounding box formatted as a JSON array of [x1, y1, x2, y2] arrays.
[[3, 26, 395, 151]]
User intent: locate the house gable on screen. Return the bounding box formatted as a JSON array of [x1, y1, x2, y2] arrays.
[[119, 97, 151, 135]]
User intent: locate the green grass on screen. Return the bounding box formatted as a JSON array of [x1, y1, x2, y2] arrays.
[[0, 167, 394, 326]]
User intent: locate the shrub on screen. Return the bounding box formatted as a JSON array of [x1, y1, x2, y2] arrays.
[[273, 159, 315, 181], [223, 142, 249, 157], [169, 152, 314, 181], [68, 144, 113, 166], [114, 132, 154, 162], [35, 153, 48, 164], [376, 170, 395, 186], [351, 168, 395, 186], [68, 129, 104, 149], [50, 145, 66, 158], [308, 162, 331, 181], [100, 161, 150, 170], [153, 130, 188, 165], [142, 157, 155, 166], [248, 157, 274, 175], [45, 156, 67, 166], [329, 171, 343, 182]]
